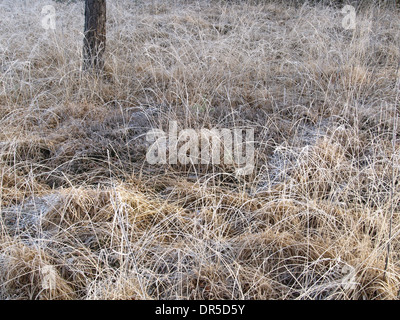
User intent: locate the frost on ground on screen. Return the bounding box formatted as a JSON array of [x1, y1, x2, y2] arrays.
[[3, 194, 62, 238], [0, 0, 399, 299]]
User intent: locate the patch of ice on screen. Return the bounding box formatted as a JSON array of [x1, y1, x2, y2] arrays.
[[256, 121, 329, 192], [1, 193, 62, 241]]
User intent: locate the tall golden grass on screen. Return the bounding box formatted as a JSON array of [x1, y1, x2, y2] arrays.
[[0, 0, 399, 299]]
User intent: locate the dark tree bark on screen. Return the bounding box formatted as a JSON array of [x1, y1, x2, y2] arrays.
[[83, 0, 106, 71]]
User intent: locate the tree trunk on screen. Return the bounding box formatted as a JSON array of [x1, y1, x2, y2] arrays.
[[83, 0, 106, 71]]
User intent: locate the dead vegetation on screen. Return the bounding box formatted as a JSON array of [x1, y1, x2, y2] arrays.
[[0, 0, 399, 299]]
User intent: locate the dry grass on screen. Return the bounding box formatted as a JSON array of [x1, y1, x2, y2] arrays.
[[0, 0, 399, 299]]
